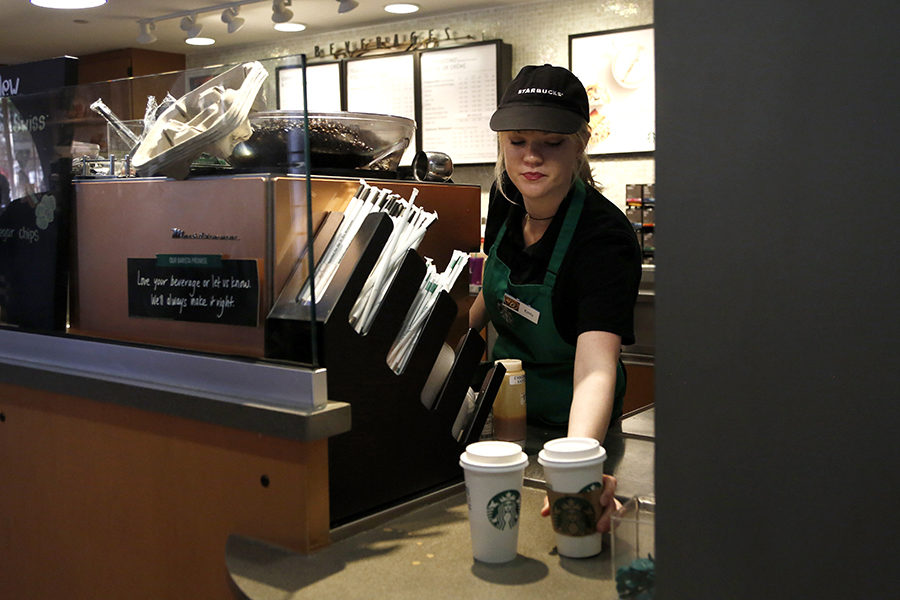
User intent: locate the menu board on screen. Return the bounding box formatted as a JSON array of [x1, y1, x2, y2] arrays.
[[420, 43, 505, 164], [277, 62, 342, 112], [346, 54, 417, 166]]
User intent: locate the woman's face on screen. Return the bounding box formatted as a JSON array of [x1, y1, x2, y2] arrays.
[[501, 130, 582, 205]]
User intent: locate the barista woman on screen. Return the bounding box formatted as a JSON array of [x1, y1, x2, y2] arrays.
[[469, 65, 642, 531]]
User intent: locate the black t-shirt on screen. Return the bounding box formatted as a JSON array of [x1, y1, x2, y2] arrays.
[[483, 180, 641, 346]]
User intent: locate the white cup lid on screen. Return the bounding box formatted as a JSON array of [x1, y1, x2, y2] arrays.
[[538, 437, 606, 465], [460, 441, 528, 469]]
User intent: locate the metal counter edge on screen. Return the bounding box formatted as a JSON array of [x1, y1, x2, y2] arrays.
[[0, 327, 328, 413]]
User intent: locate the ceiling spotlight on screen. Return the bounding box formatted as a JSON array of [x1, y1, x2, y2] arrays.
[[180, 14, 203, 38], [336, 0, 359, 14], [136, 20, 157, 44], [384, 3, 418, 14], [30, 0, 107, 8], [272, 0, 293, 24], [221, 6, 244, 34], [274, 22, 306, 32]]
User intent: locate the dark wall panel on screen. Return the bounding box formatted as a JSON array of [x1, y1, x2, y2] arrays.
[[654, 1, 899, 598]]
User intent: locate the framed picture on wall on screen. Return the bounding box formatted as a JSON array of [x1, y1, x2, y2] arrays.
[[188, 73, 215, 91], [569, 25, 655, 155]]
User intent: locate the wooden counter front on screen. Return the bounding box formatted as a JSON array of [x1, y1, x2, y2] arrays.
[[0, 382, 328, 599], [0, 329, 350, 600]]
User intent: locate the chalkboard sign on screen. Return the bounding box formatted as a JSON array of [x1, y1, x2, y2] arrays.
[[127, 256, 259, 327]]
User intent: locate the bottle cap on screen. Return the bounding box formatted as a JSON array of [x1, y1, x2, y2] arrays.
[[495, 358, 523, 372]]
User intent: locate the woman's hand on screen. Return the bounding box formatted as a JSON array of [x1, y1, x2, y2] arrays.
[[540, 474, 621, 533], [594, 474, 622, 533]]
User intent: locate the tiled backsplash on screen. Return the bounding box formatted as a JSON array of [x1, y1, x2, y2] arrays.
[[188, 0, 655, 212]]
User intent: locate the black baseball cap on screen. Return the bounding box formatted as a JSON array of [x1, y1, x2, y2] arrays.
[[490, 64, 589, 134]]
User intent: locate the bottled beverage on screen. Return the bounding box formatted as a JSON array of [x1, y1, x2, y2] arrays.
[[492, 358, 526, 446]]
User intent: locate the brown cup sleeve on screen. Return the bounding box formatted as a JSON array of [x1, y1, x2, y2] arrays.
[[546, 487, 605, 537]]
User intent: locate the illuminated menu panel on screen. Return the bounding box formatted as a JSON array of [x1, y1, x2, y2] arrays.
[[420, 43, 501, 164], [277, 62, 342, 112], [347, 54, 417, 166]]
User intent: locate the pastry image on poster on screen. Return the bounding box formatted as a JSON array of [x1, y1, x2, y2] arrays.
[[570, 26, 655, 154]]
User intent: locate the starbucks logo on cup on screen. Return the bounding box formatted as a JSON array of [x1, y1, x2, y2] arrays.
[[486, 489, 521, 531], [551, 496, 597, 537], [580, 481, 603, 493]]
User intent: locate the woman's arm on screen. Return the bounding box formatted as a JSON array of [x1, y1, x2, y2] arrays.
[[567, 330, 622, 441], [567, 330, 624, 531]]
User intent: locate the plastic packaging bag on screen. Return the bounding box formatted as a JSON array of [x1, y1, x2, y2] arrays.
[[131, 61, 268, 179]]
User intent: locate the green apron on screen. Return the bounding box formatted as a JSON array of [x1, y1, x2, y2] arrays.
[[483, 180, 625, 426]]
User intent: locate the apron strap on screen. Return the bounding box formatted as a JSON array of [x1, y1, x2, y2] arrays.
[[543, 179, 585, 287], [489, 180, 586, 283], [490, 215, 510, 257]]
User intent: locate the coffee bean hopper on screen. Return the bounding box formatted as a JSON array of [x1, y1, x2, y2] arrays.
[[228, 111, 416, 177]]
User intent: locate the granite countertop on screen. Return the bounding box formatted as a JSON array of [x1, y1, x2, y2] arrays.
[[227, 486, 623, 600], [226, 409, 656, 599], [620, 406, 655, 440]]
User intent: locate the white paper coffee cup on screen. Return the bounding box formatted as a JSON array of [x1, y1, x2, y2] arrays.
[[459, 441, 529, 563], [538, 437, 607, 558]]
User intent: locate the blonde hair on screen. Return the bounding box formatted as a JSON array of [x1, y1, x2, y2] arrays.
[[493, 122, 598, 203]]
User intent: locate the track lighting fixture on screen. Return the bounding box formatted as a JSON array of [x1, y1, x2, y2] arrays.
[[133, 0, 311, 46], [180, 14, 203, 39], [221, 7, 245, 34], [336, 0, 359, 14], [136, 20, 157, 44], [271, 0, 293, 24], [180, 13, 215, 46]]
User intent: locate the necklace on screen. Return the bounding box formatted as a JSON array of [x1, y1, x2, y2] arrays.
[[525, 212, 555, 222]]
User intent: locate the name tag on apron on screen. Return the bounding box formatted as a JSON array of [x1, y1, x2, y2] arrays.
[[502, 293, 540, 325]]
